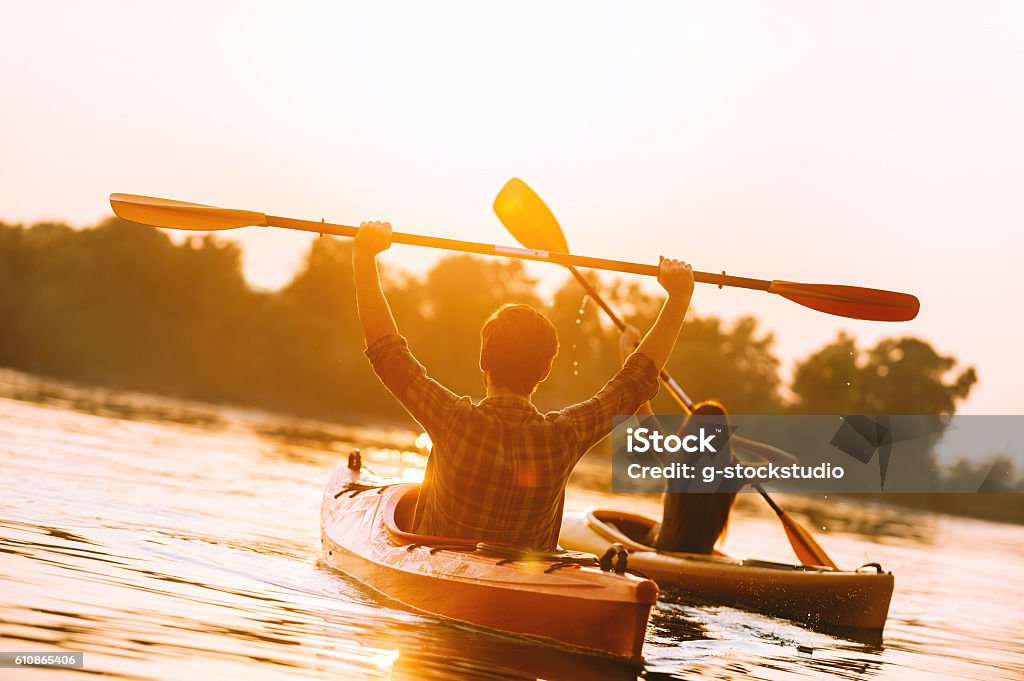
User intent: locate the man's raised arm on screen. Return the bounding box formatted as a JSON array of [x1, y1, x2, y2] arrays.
[[560, 258, 693, 454], [633, 257, 694, 370], [352, 221, 462, 434], [353, 221, 398, 347]]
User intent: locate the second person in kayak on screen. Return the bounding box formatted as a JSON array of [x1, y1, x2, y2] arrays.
[[619, 320, 739, 555], [353, 220, 694, 551]]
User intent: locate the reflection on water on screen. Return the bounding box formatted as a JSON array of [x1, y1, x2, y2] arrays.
[[1, 370, 1022, 680]]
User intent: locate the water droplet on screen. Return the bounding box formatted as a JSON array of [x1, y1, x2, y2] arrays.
[[573, 370, 579, 376], [575, 319, 582, 325], [572, 361, 578, 367], [846, 382, 851, 386], [821, 525, 827, 531]]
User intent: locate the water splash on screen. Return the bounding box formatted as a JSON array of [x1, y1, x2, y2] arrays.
[[578, 294, 590, 316]]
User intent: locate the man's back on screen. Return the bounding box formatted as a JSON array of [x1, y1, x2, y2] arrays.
[[415, 395, 581, 550], [367, 335, 659, 550]]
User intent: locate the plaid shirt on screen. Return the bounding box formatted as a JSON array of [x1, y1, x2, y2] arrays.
[[365, 334, 659, 550]]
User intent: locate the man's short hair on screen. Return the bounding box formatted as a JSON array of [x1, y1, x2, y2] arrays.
[[480, 304, 559, 395]]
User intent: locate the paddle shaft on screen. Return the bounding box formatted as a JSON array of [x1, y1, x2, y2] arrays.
[[109, 192, 918, 321], [756, 487, 786, 516], [268, 215, 773, 291]]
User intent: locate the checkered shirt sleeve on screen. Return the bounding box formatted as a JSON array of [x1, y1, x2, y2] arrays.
[[364, 334, 461, 435], [559, 351, 660, 453]]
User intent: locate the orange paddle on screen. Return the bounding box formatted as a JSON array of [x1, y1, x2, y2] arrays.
[[111, 191, 919, 322]]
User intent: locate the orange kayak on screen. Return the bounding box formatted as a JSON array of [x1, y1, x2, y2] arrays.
[[560, 508, 894, 631], [320, 457, 657, 663]]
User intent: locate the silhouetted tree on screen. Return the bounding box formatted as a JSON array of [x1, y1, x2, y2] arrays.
[[791, 334, 976, 415], [790, 333, 977, 489]]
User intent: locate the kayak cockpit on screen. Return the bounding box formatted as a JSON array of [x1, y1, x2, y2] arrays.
[[381, 482, 482, 548], [351, 480, 621, 571], [587, 509, 820, 569], [592, 509, 659, 548]]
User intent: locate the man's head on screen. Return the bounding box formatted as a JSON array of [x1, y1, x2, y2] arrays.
[[480, 304, 559, 396]]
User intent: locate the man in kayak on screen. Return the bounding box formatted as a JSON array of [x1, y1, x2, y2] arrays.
[[353, 220, 694, 551], [617, 325, 737, 554]]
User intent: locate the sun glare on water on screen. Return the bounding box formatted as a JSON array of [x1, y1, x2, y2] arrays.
[[402, 468, 425, 483]]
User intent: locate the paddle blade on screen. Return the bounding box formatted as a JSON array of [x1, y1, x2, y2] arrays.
[[778, 511, 839, 569], [769, 281, 920, 322], [110, 194, 267, 231], [493, 178, 570, 253]]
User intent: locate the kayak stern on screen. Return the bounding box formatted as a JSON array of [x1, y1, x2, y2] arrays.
[[321, 464, 656, 663]]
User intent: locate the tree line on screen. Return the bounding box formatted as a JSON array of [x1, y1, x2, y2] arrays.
[[6, 216, 1019, 518], [5, 215, 1019, 528], [0, 216, 978, 423]]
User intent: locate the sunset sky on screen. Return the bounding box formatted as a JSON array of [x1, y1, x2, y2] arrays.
[[2, 2, 1021, 413]]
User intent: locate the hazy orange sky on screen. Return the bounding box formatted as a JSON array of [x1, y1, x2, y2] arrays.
[[2, 2, 1021, 413]]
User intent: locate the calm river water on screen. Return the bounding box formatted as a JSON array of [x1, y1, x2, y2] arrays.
[[1, 371, 1021, 680]]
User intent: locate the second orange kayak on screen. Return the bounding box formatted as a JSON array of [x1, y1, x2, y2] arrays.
[[560, 508, 894, 631]]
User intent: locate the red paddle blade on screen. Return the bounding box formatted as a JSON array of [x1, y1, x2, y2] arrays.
[[769, 281, 920, 322], [110, 194, 267, 231]]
